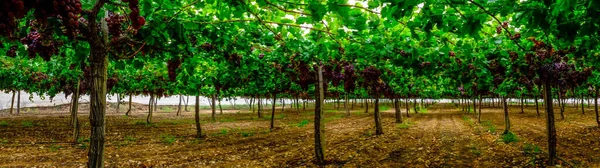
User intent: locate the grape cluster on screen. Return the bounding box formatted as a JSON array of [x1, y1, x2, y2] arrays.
[[201, 43, 215, 51], [6, 46, 17, 57], [458, 86, 465, 95], [343, 63, 357, 92], [487, 54, 506, 86], [0, 0, 30, 37], [399, 50, 409, 57], [20, 31, 61, 61], [455, 58, 462, 65], [419, 62, 431, 68], [30, 72, 48, 83], [125, 0, 145, 29], [107, 77, 118, 91], [167, 58, 181, 82], [105, 13, 126, 38], [360, 66, 391, 96], [511, 33, 521, 40], [294, 61, 315, 91], [509, 51, 518, 62], [51, 0, 83, 37], [0, 0, 32, 37], [323, 61, 343, 87]]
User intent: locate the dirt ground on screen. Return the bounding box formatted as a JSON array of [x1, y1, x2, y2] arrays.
[[0, 101, 599, 167]]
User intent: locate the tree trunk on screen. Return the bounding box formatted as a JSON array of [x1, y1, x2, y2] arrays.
[[212, 94, 217, 121], [558, 89, 565, 120], [478, 95, 482, 123], [405, 98, 410, 118], [147, 95, 154, 124], [251, 97, 255, 113], [520, 95, 524, 114], [270, 93, 277, 131], [185, 96, 189, 111], [71, 80, 81, 143], [314, 65, 325, 165], [282, 97, 286, 112], [87, 35, 109, 167], [413, 98, 418, 114], [177, 95, 182, 116], [303, 99, 306, 111], [16, 91, 20, 115], [394, 98, 402, 123], [154, 96, 158, 113], [218, 96, 223, 115], [258, 95, 263, 118], [587, 94, 591, 108], [581, 94, 585, 114], [116, 93, 120, 113], [195, 94, 202, 138], [345, 94, 350, 116], [374, 97, 383, 135], [10, 90, 15, 114], [535, 94, 540, 116], [472, 97, 476, 116], [337, 98, 340, 110], [364, 99, 369, 113], [595, 87, 599, 127], [502, 96, 511, 135], [126, 94, 132, 116], [543, 82, 557, 165]]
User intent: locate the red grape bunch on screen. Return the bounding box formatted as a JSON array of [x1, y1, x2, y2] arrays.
[[51, 0, 83, 37], [20, 30, 61, 61], [343, 63, 356, 92], [125, 0, 145, 29], [167, 58, 182, 82], [0, 0, 29, 37], [6, 46, 17, 57], [105, 13, 126, 40]]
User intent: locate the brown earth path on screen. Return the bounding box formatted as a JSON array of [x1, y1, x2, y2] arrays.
[[0, 103, 597, 167]]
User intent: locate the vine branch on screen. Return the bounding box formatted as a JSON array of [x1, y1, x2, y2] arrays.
[[469, 0, 526, 51]]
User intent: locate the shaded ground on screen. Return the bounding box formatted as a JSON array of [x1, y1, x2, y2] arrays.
[[0, 101, 598, 167]]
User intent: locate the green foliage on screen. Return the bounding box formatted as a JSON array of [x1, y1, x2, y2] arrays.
[[297, 119, 310, 127], [470, 146, 482, 156], [49, 145, 62, 152], [124, 136, 137, 142], [324, 114, 345, 123], [77, 137, 90, 149], [160, 134, 177, 145], [462, 115, 474, 126], [135, 121, 157, 127], [396, 121, 415, 129], [218, 129, 229, 136], [524, 143, 541, 154], [501, 132, 519, 144], [0, 121, 8, 127], [379, 105, 390, 111], [417, 106, 428, 113], [0, 138, 8, 144], [483, 121, 497, 133], [160, 106, 174, 112], [240, 131, 254, 137], [21, 121, 34, 127]]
